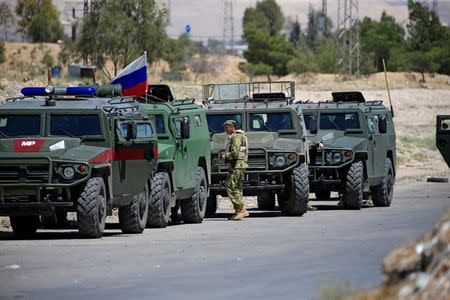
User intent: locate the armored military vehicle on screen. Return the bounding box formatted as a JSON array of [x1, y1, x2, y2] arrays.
[[436, 115, 450, 168], [203, 81, 309, 216], [0, 85, 157, 238], [138, 84, 211, 227], [297, 91, 396, 209]]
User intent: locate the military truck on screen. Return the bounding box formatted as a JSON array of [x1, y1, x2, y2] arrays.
[[296, 91, 396, 209], [138, 85, 211, 227], [436, 115, 450, 168], [0, 85, 157, 238], [203, 81, 309, 216]]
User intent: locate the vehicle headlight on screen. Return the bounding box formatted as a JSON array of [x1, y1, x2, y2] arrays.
[[331, 152, 343, 163], [63, 166, 75, 179], [275, 155, 287, 167]]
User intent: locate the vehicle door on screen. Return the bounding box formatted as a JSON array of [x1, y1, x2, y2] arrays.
[[436, 115, 450, 168], [113, 120, 155, 195], [171, 115, 192, 190], [366, 114, 386, 178]]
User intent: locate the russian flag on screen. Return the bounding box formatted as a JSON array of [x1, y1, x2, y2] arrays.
[[111, 53, 148, 97]]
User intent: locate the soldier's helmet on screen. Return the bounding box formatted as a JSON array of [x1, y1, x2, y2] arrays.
[[222, 120, 237, 127]]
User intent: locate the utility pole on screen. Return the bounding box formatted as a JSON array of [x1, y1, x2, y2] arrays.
[[317, 0, 327, 39], [223, 0, 234, 53], [432, 0, 438, 14], [336, 0, 360, 78]]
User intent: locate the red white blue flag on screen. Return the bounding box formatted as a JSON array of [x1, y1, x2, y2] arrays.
[[112, 53, 148, 97]]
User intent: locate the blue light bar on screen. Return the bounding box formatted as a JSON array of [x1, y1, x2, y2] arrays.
[[21, 87, 46, 96], [21, 86, 97, 97]]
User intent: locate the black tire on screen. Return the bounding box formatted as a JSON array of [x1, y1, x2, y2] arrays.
[[315, 189, 331, 200], [371, 158, 394, 207], [343, 161, 363, 210], [119, 182, 149, 233], [77, 177, 107, 238], [281, 164, 309, 216], [205, 192, 217, 217], [257, 192, 275, 210], [10, 215, 39, 238], [148, 171, 171, 228], [181, 167, 208, 223]]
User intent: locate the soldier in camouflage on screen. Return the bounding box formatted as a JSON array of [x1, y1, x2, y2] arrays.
[[221, 120, 250, 221]]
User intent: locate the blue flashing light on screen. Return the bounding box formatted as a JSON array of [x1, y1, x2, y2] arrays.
[[21, 86, 97, 97], [21, 87, 46, 96], [66, 86, 97, 96]]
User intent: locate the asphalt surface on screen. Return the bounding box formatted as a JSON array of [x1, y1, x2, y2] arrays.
[[0, 181, 449, 300]]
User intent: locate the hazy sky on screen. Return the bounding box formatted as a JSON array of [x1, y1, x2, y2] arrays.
[[166, 0, 450, 41]]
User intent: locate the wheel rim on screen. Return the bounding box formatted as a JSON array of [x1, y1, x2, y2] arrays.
[[198, 178, 207, 210], [98, 193, 106, 223], [138, 186, 148, 220], [163, 182, 170, 216]]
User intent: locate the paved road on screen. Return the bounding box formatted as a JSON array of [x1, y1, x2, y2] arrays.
[[0, 181, 449, 300]]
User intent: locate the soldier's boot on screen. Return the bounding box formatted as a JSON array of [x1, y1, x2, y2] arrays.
[[307, 203, 317, 211], [241, 207, 250, 217], [229, 206, 248, 221], [227, 207, 239, 220]]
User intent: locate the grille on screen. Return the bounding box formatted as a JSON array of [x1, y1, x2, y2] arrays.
[[0, 165, 49, 183], [309, 149, 324, 166], [247, 149, 266, 170]]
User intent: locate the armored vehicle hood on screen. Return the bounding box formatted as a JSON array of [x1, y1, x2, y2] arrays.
[[212, 132, 303, 153], [309, 131, 367, 150], [0, 137, 110, 162]]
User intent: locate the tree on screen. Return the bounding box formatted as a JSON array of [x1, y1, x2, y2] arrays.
[[289, 18, 301, 47], [243, 0, 283, 38], [359, 12, 405, 73], [163, 34, 195, 72], [76, 0, 168, 79], [287, 48, 318, 74], [15, 0, 63, 42], [0, 2, 14, 41], [242, 0, 295, 77], [406, 0, 450, 75]]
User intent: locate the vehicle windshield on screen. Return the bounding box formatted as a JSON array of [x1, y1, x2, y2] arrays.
[[0, 115, 41, 137], [206, 114, 243, 133], [50, 114, 101, 137], [319, 112, 360, 130], [248, 112, 293, 132]]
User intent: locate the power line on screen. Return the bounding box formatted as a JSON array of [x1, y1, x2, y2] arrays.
[[336, 0, 360, 78], [223, 0, 234, 50]]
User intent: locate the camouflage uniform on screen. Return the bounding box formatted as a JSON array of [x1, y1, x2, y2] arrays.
[[223, 128, 248, 212]]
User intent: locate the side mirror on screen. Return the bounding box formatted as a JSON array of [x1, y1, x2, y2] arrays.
[[126, 122, 137, 141], [180, 118, 190, 139], [308, 117, 318, 135], [379, 116, 387, 134]]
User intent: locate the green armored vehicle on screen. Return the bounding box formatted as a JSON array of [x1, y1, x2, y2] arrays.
[[436, 115, 450, 168], [297, 91, 396, 209], [138, 84, 211, 227], [0, 85, 157, 238], [203, 81, 309, 216]]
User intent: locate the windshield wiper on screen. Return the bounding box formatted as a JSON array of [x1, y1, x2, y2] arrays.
[[328, 119, 344, 131], [209, 127, 217, 134], [55, 129, 77, 138], [0, 129, 9, 138]]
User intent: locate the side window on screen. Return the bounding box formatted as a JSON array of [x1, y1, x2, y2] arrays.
[[136, 123, 153, 138], [367, 116, 375, 134], [117, 122, 153, 140], [174, 118, 182, 137], [441, 119, 450, 131], [194, 115, 202, 127], [155, 115, 166, 134]]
